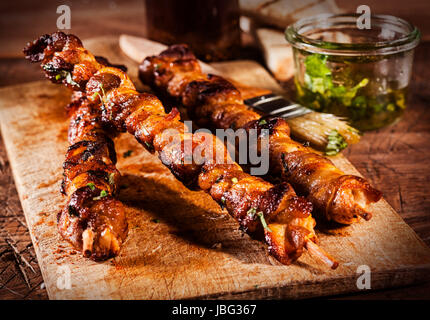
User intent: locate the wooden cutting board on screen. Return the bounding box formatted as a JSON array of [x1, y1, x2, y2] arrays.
[[1, 36, 430, 300]]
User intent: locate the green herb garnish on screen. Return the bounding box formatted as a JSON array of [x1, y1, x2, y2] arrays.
[[55, 71, 66, 81], [55, 70, 80, 87], [257, 212, 272, 233], [386, 103, 396, 112], [247, 207, 257, 218], [92, 91, 102, 101], [215, 176, 223, 184], [325, 130, 348, 156], [43, 64, 56, 73], [258, 119, 267, 125], [99, 84, 106, 97], [123, 150, 133, 158], [151, 218, 160, 223], [86, 183, 96, 191], [92, 83, 106, 102], [93, 189, 108, 200]]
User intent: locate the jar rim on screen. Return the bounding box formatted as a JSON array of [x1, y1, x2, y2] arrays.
[[285, 13, 420, 56]]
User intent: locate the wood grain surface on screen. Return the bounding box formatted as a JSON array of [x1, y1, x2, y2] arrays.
[[0, 37, 429, 300]]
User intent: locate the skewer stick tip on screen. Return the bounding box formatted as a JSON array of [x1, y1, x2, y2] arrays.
[[358, 211, 372, 221], [305, 240, 339, 270], [82, 229, 94, 258]]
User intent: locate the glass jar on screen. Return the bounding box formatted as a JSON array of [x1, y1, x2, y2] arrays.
[[286, 14, 420, 131], [144, 0, 240, 62]]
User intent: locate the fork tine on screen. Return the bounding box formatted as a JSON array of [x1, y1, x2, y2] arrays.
[[268, 104, 302, 116], [252, 95, 284, 106], [278, 107, 312, 119], [243, 94, 276, 105], [244, 94, 312, 120], [251, 97, 288, 113]]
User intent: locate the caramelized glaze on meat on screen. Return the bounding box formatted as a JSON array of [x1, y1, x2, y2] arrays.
[[58, 92, 127, 260], [24, 32, 337, 267], [139, 44, 382, 225]]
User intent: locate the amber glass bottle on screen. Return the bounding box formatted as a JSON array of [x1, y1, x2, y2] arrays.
[[144, 0, 240, 61]]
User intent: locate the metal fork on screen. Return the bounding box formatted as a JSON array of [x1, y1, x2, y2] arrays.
[[244, 93, 312, 119]]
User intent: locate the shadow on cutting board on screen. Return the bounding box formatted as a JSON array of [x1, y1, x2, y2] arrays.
[[114, 172, 319, 272]]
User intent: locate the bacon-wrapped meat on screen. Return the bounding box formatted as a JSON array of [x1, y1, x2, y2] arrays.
[[58, 92, 127, 260], [24, 32, 338, 267], [139, 44, 382, 225]]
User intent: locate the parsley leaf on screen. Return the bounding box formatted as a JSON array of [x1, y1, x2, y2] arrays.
[[258, 119, 267, 125], [86, 183, 95, 191], [257, 212, 272, 233], [55, 70, 80, 87], [93, 189, 108, 201]]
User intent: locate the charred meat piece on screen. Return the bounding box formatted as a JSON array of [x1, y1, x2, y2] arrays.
[[58, 93, 127, 260], [139, 44, 382, 225]]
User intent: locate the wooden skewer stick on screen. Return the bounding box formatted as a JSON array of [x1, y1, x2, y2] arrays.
[[305, 240, 339, 270], [82, 229, 95, 257], [358, 211, 371, 221]]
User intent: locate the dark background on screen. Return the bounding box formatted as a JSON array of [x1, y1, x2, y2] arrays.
[[1, 0, 430, 58], [0, 0, 429, 299]]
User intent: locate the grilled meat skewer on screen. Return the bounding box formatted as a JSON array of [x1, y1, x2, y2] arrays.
[[59, 92, 127, 260], [24, 32, 337, 267], [139, 44, 382, 225]]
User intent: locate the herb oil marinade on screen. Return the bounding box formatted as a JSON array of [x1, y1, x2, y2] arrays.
[[293, 49, 412, 131]]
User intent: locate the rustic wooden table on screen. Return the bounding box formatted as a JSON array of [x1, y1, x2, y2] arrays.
[[1, 42, 429, 300]]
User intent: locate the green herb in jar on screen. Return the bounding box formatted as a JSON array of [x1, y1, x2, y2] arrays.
[[286, 14, 419, 132], [301, 54, 369, 109], [296, 53, 408, 131]]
